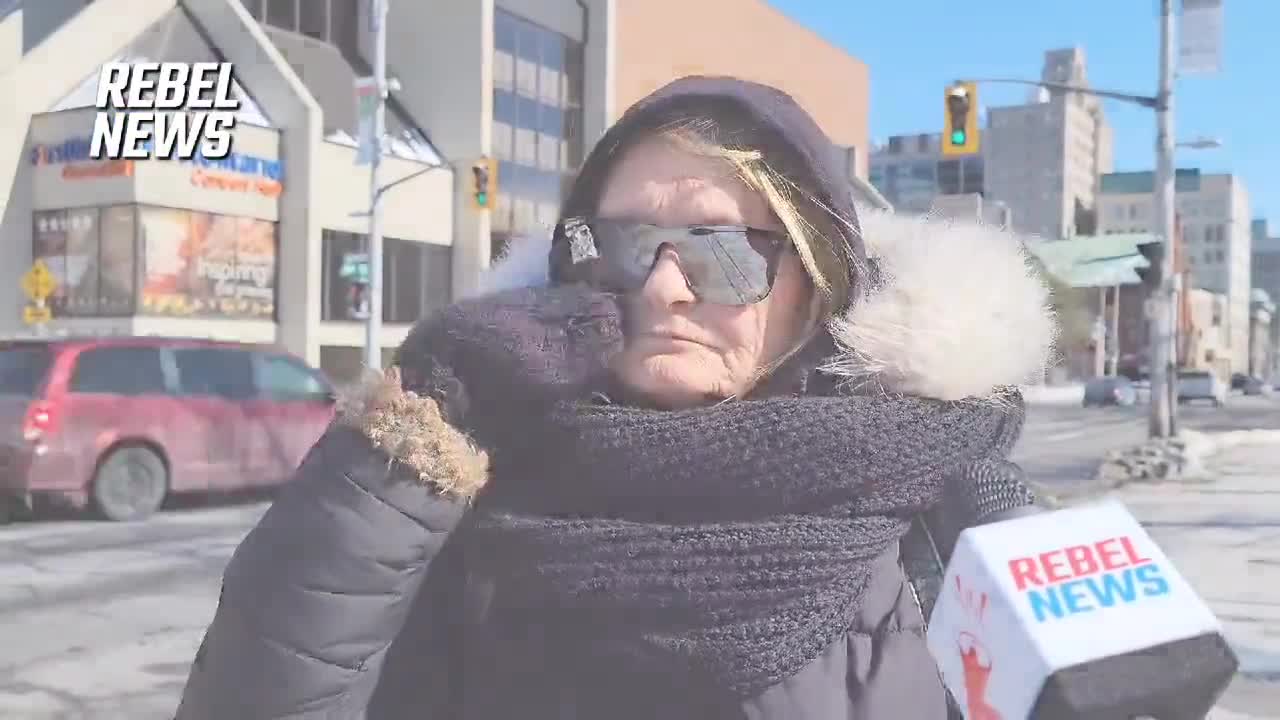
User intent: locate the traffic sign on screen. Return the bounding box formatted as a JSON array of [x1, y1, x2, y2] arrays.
[[20, 260, 57, 302], [23, 304, 51, 325]]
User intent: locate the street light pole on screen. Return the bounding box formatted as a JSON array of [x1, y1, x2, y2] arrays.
[[363, 0, 389, 371], [1148, 0, 1177, 438]]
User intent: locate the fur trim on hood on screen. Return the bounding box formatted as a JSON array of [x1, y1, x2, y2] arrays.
[[337, 367, 490, 499], [341, 212, 1055, 498], [482, 211, 1057, 402]]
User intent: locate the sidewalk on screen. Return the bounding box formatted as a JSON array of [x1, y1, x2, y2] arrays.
[[1111, 443, 1280, 720]]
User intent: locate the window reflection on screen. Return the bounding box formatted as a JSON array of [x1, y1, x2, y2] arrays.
[[490, 9, 586, 244], [320, 230, 452, 324], [265, 0, 295, 28]]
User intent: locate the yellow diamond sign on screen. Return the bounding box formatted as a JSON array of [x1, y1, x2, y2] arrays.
[[21, 260, 57, 302]]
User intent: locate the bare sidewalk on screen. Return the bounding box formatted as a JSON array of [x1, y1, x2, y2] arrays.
[[1113, 443, 1280, 720]]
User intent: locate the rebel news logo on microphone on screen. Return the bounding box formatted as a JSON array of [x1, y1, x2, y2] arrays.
[[927, 499, 1235, 719], [89, 62, 239, 161]]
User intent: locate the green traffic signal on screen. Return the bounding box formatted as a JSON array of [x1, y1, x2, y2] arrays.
[[476, 191, 489, 207], [951, 129, 967, 146]]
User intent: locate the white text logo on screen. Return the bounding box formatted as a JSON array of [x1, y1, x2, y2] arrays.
[[90, 62, 240, 161]]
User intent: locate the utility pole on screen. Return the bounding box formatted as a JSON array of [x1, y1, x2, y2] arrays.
[[1148, 0, 1177, 438], [364, 0, 389, 371]]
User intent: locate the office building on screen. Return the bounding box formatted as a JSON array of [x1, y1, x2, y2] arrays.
[[1252, 219, 1280, 308], [1096, 170, 1252, 374], [0, 0, 614, 383], [984, 48, 1114, 240], [869, 132, 986, 215], [1251, 219, 1280, 379]]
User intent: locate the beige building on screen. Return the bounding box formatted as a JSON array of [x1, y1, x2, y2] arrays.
[[1096, 170, 1252, 374], [614, 0, 870, 180], [985, 48, 1114, 241], [1183, 287, 1231, 377], [1249, 290, 1275, 380], [0, 0, 614, 384]]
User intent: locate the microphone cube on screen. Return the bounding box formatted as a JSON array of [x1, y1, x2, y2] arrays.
[[926, 499, 1238, 719]]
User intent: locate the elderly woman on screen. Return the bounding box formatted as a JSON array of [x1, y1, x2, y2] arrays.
[[176, 77, 1054, 719]]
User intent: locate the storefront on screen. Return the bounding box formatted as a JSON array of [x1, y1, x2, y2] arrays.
[[1, 0, 459, 373], [21, 105, 283, 344]]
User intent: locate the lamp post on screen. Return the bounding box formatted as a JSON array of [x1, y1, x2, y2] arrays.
[[1148, 0, 1177, 438], [363, 0, 389, 371]]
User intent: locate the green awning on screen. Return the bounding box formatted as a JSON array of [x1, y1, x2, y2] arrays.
[[1027, 234, 1161, 289]]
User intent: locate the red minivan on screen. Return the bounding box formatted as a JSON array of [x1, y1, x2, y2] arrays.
[[0, 337, 337, 522]]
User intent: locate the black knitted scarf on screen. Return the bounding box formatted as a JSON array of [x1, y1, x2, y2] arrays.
[[396, 285, 1024, 701], [466, 385, 1023, 699]]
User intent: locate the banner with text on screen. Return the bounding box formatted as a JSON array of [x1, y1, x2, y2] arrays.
[[137, 206, 276, 319]]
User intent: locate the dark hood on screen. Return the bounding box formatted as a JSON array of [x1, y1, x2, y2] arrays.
[[551, 75, 866, 306]]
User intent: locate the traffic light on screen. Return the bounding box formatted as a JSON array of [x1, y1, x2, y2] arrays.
[[472, 157, 497, 210], [942, 82, 980, 157], [1135, 238, 1164, 291]]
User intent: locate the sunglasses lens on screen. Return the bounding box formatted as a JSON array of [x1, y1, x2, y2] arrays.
[[588, 222, 783, 305]]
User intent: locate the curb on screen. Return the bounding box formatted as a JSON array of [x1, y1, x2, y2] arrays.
[[1032, 429, 1280, 507]]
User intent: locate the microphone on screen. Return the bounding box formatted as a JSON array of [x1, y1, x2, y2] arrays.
[[926, 498, 1239, 719]]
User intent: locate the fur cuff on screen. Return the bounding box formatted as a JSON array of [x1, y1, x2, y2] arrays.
[[337, 367, 490, 500]]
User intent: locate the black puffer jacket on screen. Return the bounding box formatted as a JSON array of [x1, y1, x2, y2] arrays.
[[177, 421, 959, 720]]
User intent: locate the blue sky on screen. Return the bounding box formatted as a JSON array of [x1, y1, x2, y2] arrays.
[[768, 0, 1277, 228]]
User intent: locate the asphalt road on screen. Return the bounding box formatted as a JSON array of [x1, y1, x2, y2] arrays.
[[1, 394, 1278, 718], [0, 503, 266, 718], [1015, 393, 1280, 485]]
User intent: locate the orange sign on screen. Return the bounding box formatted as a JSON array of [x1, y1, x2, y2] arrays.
[[190, 168, 283, 198], [61, 160, 134, 180]]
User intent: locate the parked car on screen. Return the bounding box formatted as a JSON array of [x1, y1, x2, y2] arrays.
[[1177, 370, 1228, 407], [0, 337, 336, 522], [1083, 376, 1138, 407], [1243, 377, 1272, 396]]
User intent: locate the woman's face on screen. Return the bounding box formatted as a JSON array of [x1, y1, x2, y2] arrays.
[[598, 137, 816, 409]]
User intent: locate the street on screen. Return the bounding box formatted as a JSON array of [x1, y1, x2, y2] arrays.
[[0, 396, 1277, 718], [1015, 393, 1280, 485], [0, 504, 265, 718]]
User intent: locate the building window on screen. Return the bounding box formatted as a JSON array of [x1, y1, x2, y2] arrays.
[[320, 230, 452, 324], [491, 8, 584, 245], [937, 160, 961, 195], [243, 0, 359, 58], [265, 0, 295, 29], [32, 207, 136, 318], [961, 157, 984, 194], [299, 0, 328, 40], [34, 205, 278, 320], [137, 206, 277, 319]]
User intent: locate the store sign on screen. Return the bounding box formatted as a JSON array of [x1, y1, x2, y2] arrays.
[[31, 135, 283, 183], [60, 159, 136, 180], [191, 168, 282, 198]]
